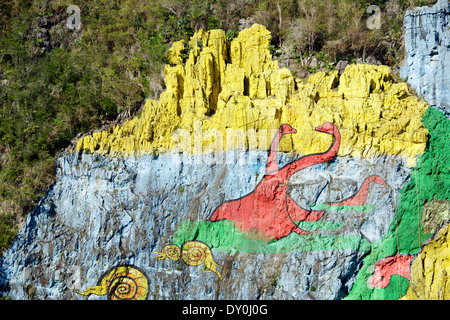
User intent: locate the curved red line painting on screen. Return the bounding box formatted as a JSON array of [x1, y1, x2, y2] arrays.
[[210, 123, 387, 240]]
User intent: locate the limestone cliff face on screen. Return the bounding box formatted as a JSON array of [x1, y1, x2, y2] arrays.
[[401, 0, 450, 116], [0, 151, 404, 299], [77, 24, 428, 166], [0, 24, 448, 300]]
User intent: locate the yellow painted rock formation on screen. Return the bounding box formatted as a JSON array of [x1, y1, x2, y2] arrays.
[[75, 24, 429, 166], [401, 222, 450, 300]]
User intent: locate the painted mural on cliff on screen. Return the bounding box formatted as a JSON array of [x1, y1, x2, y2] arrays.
[[0, 24, 448, 300], [77, 265, 150, 300], [209, 122, 387, 240], [74, 25, 447, 300]]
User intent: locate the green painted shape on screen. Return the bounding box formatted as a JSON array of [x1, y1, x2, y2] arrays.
[[172, 220, 267, 252], [369, 275, 411, 300], [346, 108, 450, 300], [172, 220, 370, 254], [310, 203, 376, 212], [296, 220, 345, 231]]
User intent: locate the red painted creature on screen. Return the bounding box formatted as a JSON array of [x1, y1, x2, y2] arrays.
[[369, 254, 413, 289], [210, 123, 387, 240]]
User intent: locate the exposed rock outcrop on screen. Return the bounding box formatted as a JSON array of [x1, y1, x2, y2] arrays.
[[401, 0, 450, 116], [77, 24, 428, 167], [0, 24, 448, 301], [0, 151, 405, 299]]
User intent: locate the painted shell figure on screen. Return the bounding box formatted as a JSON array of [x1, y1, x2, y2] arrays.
[[155, 244, 181, 261], [77, 265, 149, 300], [153, 240, 222, 279]]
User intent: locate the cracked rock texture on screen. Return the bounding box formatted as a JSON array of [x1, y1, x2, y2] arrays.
[[401, 0, 450, 116], [0, 151, 408, 299], [0, 23, 448, 300], [76, 24, 428, 166]]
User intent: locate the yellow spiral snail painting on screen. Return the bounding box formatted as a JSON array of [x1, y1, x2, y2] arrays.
[[77, 265, 149, 300], [153, 240, 223, 279]]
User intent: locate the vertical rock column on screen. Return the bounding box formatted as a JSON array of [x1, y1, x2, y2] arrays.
[[401, 0, 450, 116]]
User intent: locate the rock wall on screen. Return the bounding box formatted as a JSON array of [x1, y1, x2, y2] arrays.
[[400, 0, 450, 116], [0, 24, 448, 300], [346, 107, 449, 299], [76, 24, 428, 166], [0, 151, 403, 299]]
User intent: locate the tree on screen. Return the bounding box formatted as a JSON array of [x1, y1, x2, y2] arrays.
[[187, 0, 213, 47], [297, 0, 326, 54]]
